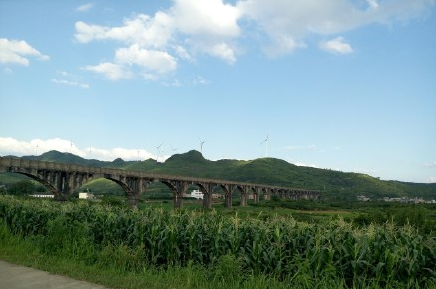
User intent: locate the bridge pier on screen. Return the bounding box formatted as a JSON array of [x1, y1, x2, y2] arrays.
[[240, 186, 248, 207], [174, 193, 182, 208], [162, 180, 188, 209], [240, 194, 247, 206], [199, 183, 214, 209], [52, 171, 87, 201], [252, 188, 260, 203], [202, 192, 212, 209], [222, 185, 233, 208]]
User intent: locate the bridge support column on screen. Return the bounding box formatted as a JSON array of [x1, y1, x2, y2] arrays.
[[253, 188, 260, 203], [172, 181, 188, 209], [240, 187, 248, 207], [223, 185, 233, 208], [225, 193, 232, 208], [53, 171, 79, 201], [200, 183, 214, 209], [126, 178, 144, 208], [240, 194, 247, 206], [202, 192, 212, 209], [174, 192, 182, 208]]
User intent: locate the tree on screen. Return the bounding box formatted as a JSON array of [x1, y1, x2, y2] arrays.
[[8, 181, 36, 195]]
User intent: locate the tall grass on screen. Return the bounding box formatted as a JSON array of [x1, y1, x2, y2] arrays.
[[0, 195, 435, 288]]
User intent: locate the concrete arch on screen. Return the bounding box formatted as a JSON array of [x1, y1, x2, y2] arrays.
[[103, 177, 134, 196], [9, 171, 58, 196]]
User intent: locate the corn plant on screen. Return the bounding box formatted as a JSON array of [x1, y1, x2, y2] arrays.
[[1, 195, 435, 288]]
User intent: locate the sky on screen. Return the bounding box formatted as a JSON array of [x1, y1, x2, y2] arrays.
[[0, 0, 435, 183]]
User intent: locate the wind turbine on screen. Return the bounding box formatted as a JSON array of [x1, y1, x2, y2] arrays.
[[198, 138, 206, 154], [170, 145, 178, 152], [156, 142, 164, 162], [261, 134, 269, 157], [35, 144, 39, 155]]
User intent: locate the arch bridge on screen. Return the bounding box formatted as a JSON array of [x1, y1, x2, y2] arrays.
[[0, 157, 319, 209]]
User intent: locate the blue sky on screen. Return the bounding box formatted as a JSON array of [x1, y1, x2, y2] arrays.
[[1, 0, 435, 183]]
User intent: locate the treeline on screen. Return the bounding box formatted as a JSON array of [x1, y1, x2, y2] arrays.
[[0, 180, 46, 195]]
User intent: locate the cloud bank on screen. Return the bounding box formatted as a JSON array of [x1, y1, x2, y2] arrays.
[[0, 137, 166, 162], [75, 0, 434, 80]]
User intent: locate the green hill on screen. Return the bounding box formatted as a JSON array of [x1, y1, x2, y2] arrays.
[[1, 150, 435, 201]]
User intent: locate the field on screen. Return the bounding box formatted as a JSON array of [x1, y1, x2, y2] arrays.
[[1, 195, 435, 289]]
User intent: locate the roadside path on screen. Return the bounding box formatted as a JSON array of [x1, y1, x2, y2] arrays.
[[0, 260, 110, 289]]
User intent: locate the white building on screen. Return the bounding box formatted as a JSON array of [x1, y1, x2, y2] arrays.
[[188, 189, 203, 200], [79, 192, 94, 200], [30, 194, 54, 198]]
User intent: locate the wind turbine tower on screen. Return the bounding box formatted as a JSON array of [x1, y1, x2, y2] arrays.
[[156, 142, 164, 162], [261, 134, 269, 157], [199, 138, 206, 154]]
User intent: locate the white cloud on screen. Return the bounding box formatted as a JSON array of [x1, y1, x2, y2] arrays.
[[0, 137, 166, 162], [87, 147, 160, 162], [74, 0, 434, 76], [0, 137, 84, 157], [76, 3, 94, 12], [115, 44, 177, 74], [263, 36, 306, 58], [424, 161, 436, 167], [0, 38, 49, 66], [237, 0, 434, 55], [75, 0, 242, 79], [367, 0, 379, 10], [52, 79, 90, 89], [162, 79, 182, 87], [85, 62, 133, 80], [294, 162, 320, 168], [51, 71, 90, 88], [429, 177, 436, 183], [174, 45, 192, 61], [171, 0, 241, 62], [172, 0, 241, 37], [74, 22, 110, 43], [193, 76, 209, 85], [210, 43, 237, 63], [319, 37, 353, 54], [75, 12, 174, 49]]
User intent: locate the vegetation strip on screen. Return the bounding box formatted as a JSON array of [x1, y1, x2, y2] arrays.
[[1, 196, 435, 289]]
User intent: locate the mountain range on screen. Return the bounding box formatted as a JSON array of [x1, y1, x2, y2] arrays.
[[1, 150, 436, 201]]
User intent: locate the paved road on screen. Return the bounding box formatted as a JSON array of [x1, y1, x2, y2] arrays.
[[0, 260, 110, 289]]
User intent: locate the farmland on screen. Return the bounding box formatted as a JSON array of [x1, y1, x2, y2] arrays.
[[1, 196, 435, 289]]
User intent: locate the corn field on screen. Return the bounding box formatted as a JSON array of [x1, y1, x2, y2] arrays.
[[0, 195, 435, 288]]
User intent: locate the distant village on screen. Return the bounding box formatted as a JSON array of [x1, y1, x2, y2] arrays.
[[357, 195, 436, 204]]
